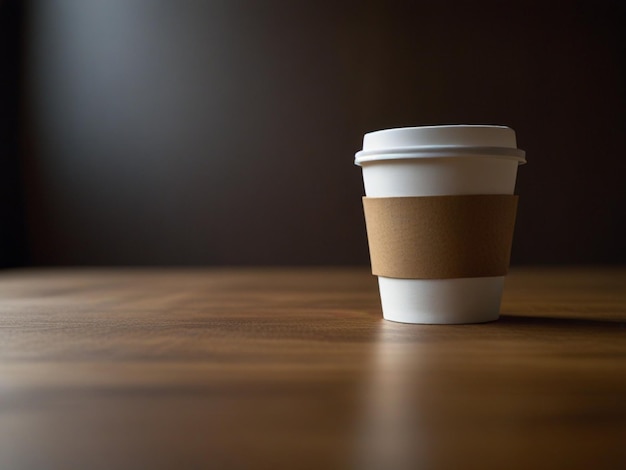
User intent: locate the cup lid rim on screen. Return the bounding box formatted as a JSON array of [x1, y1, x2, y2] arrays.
[[355, 125, 526, 166]]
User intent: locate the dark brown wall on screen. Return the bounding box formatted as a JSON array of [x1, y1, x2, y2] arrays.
[[13, 0, 626, 265]]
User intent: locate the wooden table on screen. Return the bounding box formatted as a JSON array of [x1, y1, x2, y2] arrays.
[[0, 267, 624, 469]]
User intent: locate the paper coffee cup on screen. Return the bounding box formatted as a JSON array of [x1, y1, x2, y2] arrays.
[[355, 125, 526, 324]]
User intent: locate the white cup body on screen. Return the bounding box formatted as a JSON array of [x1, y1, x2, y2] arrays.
[[356, 126, 524, 324]]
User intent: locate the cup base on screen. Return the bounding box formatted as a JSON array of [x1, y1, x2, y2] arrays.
[[378, 276, 505, 324]]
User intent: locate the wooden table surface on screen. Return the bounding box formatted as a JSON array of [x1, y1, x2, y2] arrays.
[[0, 267, 625, 470]]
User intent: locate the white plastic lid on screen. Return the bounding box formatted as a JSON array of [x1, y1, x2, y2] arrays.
[[355, 125, 526, 165]]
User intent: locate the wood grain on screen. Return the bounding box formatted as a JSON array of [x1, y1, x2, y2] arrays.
[[0, 267, 625, 470]]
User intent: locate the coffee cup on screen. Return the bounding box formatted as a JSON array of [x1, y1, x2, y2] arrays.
[[355, 125, 526, 324]]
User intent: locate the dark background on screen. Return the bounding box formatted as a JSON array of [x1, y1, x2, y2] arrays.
[[1, 0, 625, 267]]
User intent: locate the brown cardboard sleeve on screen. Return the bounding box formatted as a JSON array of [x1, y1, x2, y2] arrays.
[[362, 195, 518, 279]]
